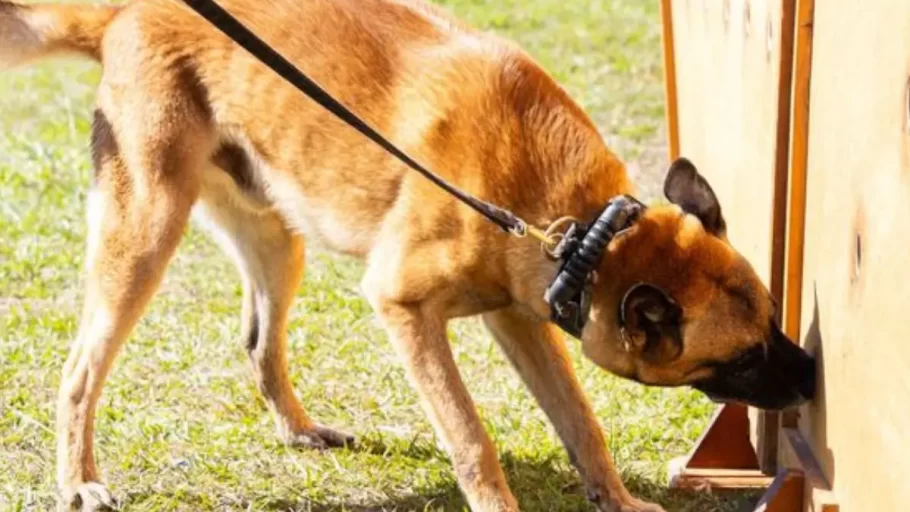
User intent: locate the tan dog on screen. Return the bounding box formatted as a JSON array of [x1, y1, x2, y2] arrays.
[[1, 0, 815, 510]]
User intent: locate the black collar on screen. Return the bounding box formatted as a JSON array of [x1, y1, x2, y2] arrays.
[[543, 195, 645, 338]]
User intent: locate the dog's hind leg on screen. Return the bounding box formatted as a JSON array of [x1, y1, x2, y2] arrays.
[[192, 168, 353, 449], [56, 105, 208, 510]]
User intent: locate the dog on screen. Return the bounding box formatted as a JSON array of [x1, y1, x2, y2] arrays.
[[0, 0, 816, 510]]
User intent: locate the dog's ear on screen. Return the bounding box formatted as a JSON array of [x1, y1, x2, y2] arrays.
[[663, 157, 727, 237], [620, 283, 683, 364]]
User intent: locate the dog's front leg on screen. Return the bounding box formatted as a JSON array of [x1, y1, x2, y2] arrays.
[[363, 288, 519, 511], [483, 307, 666, 512]]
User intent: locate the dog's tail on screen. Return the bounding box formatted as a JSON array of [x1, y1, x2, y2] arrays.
[[0, 1, 120, 69]]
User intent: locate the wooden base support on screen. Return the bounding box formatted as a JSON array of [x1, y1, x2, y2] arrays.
[[668, 406, 840, 511], [751, 426, 842, 512], [667, 403, 769, 491], [753, 469, 805, 512], [778, 427, 840, 512]]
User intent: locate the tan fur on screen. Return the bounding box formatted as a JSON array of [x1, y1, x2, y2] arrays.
[[1, 1, 794, 511], [0, 1, 118, 65]]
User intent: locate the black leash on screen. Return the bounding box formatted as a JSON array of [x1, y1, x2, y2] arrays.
[[177, 0, 646, 338], [179, 0, 539, 239]]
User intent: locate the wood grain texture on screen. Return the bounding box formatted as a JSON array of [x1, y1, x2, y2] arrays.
[[794, 0, 910, 509], [782, 0, 813, 348], [669, 0, 786, 286], [669, 0, 795, 474], [779, 0, 813, 434], [660, 0, 680, 160]]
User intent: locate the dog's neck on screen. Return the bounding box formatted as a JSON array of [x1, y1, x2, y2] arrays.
[[496, 72, 639, 323], [496, 58, 637, 223]]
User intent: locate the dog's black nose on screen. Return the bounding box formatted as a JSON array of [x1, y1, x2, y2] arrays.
[[795, 355, 817, 401], [770, 323, 817, 403]]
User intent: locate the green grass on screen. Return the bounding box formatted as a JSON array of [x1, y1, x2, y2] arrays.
[[0, 0, 757, 511]]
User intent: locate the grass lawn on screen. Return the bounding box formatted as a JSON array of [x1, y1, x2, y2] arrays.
[[1, 0, 758, 510]]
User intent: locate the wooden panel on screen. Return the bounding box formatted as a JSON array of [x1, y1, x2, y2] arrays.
[[794, 0, 910, 509], [670, 0, 787, 285], [670, 0, 794, 473]]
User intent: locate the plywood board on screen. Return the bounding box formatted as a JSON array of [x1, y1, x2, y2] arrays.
[[669, 0, 793, 471], [794, 0, 910, 509], [670, 0, 787, 284]]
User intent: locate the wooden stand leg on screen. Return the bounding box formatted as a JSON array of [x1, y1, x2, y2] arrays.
[[667, 404, 775, 491]]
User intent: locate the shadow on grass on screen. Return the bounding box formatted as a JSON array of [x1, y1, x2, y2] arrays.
[[109, 435, 758, 511], [253, 447, 758, 512]]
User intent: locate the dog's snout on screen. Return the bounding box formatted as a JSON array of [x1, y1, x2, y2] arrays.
[[786, 343, 817, 401], [770, 325, 817, 400], [797, 356, 817, 400], [692, 325, 817, 410]]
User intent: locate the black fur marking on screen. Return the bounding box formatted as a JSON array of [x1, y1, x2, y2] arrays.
[[692, 322, 816, 410], [212, 143, 256, 191], [90, 109, 117, 182], [244, 311, 260, 353], [173, 55, 213, 121]]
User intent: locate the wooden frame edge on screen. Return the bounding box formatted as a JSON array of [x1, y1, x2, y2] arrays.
[[755, 0, 799, 475], [659, 0, 680, 161]]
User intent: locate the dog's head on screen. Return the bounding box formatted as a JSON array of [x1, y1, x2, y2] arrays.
[[580, 157, 815, 410]]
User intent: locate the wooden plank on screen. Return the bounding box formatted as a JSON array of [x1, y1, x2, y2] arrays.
[[753, 0, 796, 466], [793, 0, 910, 509], [671, 0, 786, 286], [659, 0, 680, 160], [669, 0, 795, 474], [769, 0, 796, 314], [672, 468, 774, 491], [782, 0, 813, 347], [779, 0, 814, 433]]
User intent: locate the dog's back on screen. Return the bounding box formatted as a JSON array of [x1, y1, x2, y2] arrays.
[[3, 0, 619, 258]]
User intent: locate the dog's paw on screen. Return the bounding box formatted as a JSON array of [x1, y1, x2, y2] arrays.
[[285, 423, 355, 450], [58, 482, 117, 511], [588, 489, 666, 512]]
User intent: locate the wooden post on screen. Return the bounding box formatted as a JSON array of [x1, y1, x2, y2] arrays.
[[754, 0, 798, 473], [659, 0, 680, 160], [780, 0, 814, 432], [782, 0, 813, 350]]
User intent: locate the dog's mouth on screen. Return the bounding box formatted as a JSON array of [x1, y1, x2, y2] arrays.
[[691, 366, 814, 409], [691, 326, 817, 411], [695, 383, 811, 410], [698, 390, 733, 404]]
